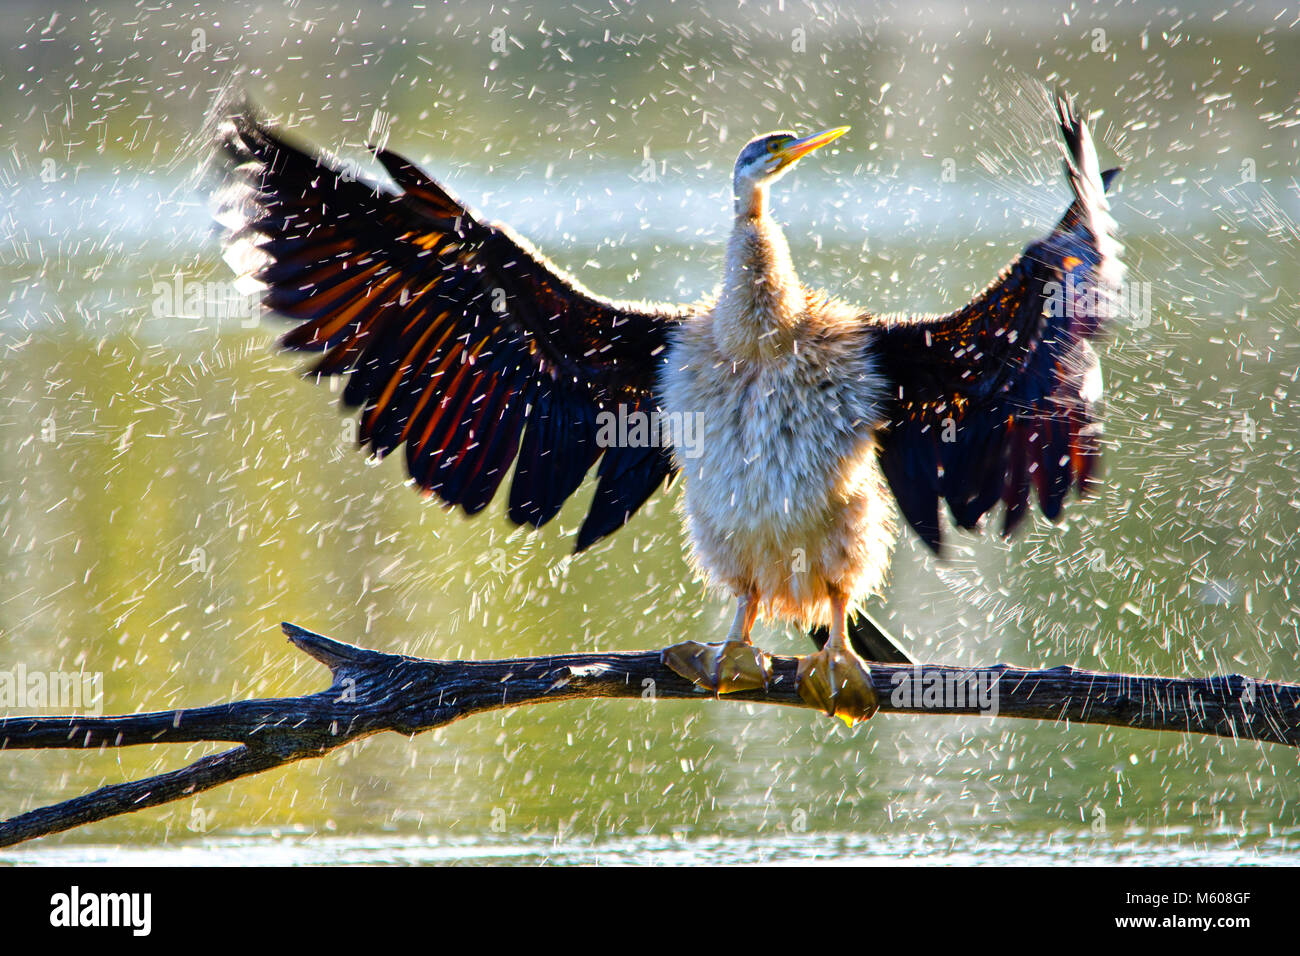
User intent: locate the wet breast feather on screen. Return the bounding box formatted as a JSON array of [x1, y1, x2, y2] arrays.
[[662, 297, 897, 626]]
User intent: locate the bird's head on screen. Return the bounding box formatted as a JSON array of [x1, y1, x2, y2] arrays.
[[732, 126, 849, 204]]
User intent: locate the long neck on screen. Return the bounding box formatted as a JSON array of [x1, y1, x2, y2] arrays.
[[714, 188, 806, 362]]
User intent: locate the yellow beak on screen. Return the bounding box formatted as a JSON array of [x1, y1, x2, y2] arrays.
[[776, 125, 850, 165]]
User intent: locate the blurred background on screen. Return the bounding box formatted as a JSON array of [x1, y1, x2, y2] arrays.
[[0, 0, 1297, 863]]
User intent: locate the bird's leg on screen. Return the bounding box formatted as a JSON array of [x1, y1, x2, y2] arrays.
[[662, 590, 772, 694], [796, 585, 879, 725]]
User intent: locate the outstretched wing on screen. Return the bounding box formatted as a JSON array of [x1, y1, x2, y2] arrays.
[[212, 106, 687, 550], [870, 92, 1124, 552]]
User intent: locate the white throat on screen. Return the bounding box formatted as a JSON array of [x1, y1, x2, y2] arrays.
[[712, 209, 806, 362]]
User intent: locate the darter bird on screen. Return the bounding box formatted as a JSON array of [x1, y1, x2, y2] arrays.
[[211, 91, 1122, 724]]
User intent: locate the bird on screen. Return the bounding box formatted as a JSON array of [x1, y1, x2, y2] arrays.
[[211, 90, 1122, 725]]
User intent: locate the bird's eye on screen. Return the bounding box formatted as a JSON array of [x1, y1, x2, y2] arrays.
[[766, 140, 780, 153]]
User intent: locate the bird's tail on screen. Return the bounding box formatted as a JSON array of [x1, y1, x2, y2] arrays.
[[808, 610, 915, 664]]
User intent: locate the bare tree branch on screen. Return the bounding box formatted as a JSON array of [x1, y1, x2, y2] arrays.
[[1, 622, 1295, 846]]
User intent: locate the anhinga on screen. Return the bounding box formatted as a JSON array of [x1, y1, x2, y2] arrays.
[[213, 91, 1122, 724]]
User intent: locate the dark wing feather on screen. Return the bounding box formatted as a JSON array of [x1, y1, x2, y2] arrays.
[[211, 107, 686, 550], [871, 92, 1124, 552]]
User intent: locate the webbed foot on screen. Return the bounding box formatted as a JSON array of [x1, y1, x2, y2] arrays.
[[796, 641, 879, 726], [662, 640, 772, 695]]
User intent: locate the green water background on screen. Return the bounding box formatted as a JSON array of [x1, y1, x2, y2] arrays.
[[0, 0, 1297, 863]]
